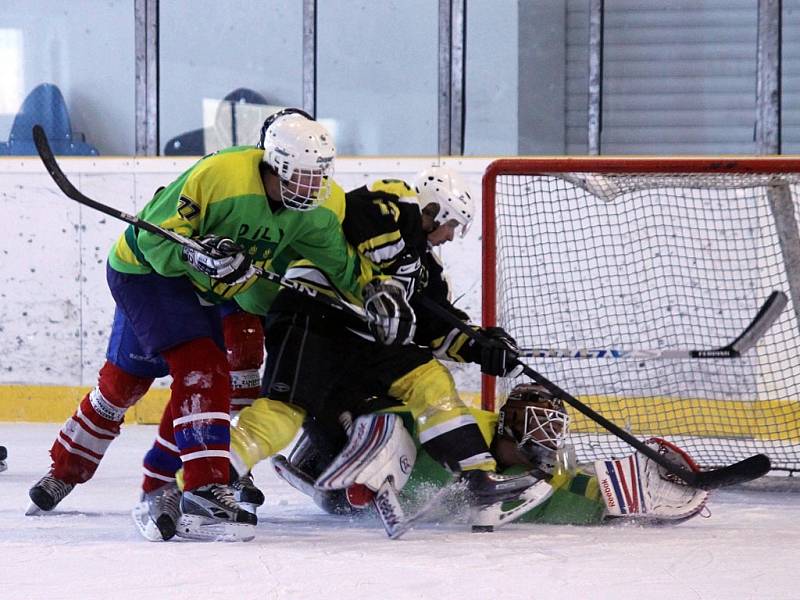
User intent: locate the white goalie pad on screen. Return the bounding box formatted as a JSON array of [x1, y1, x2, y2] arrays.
[[594, 438, 709, 523], [314, 413, 417, 493]]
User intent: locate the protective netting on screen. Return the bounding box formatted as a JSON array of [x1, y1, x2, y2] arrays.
[[488, 167, 800, 473]]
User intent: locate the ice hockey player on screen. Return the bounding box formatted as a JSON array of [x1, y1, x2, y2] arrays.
[[0, 445, 7, 472], [228, 166, 540, 526], [275, 382, 710, 531], [27, 109, 366, 543]]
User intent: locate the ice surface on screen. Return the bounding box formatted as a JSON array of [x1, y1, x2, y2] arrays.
[[0, 423, 798, 600]]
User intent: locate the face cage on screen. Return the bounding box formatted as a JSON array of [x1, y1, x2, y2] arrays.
[[518, 405, 571, 453], [278, 167, 333, 211]]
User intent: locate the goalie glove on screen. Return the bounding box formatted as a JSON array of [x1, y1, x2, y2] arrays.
[[594, 437, 709, 524], [182, 234, 256, 285], [363, 278, 417, 345]]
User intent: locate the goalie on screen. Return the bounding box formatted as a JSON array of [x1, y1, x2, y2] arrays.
[[273, 382, 710, 529]]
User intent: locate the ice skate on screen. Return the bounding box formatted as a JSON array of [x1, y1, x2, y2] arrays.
[[132, 482, 182, 541], [461, 469, 539, 505], [231, 469, 264, 514], [461, 469, 552, 532], [176, 484, 257, 542], [0, 446, 6, 473], [26, 471, 75, 515]]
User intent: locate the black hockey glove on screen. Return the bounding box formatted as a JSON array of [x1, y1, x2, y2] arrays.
[[477, 326, 524, 377], [182, 234, 255, 285], [363, 278, 417, 345]]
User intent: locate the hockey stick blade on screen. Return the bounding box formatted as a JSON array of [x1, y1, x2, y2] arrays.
[[416, 295, 772, 490], [691, 453, 772, 490], [519, 290, 787, 359], [32, 124, 367, 322], [725, 290, 787, 355]]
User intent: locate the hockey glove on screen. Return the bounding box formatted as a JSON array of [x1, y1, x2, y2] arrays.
[[182, 235, 256, 285], [478, 326, 524, 377], [363, 278, 417, 345]]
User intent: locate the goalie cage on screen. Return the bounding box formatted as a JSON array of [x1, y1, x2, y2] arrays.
[[481, 157, 800, 475]]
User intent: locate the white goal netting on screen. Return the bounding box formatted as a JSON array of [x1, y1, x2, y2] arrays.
[[484, 159, 800, 473]]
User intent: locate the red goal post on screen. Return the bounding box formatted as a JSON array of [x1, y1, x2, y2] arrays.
[[481, 156, 800, 472]]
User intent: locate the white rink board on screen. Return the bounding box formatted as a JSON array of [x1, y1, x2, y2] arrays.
[[0, 156, 488, 391]]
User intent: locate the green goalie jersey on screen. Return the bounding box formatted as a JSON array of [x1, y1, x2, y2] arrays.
[[391, 406, 608, 525], [108, 145, 363, 304]]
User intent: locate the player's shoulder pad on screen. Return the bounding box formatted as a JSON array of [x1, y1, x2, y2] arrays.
[[367, 179, 419, 205], [185, 147, 265, 202], [320, 178, 347, 223]]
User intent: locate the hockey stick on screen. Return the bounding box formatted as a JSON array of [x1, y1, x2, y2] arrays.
[[32, 124, 368, 322], [519, 291, 787, 359], [416, 295, 771, 490]]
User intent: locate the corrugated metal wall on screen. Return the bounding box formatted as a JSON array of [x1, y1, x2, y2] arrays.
[[783, 0, 800, 153], [565, 0, 796, 156]]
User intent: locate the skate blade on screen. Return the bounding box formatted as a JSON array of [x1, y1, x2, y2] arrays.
[[175, 513, 255, 542], [25, 501, 47, 516], [239, 502, 258, 515], [131, 502, 174, 542], [0, 460, 7, 473]]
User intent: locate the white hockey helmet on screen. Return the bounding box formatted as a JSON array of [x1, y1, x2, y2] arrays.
[[259, 110, 336, 211], [414, 167, 474, 238]]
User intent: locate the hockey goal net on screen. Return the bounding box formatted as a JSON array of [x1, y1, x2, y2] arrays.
[[482, 157, 800, 474]]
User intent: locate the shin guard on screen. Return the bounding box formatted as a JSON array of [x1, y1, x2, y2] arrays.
[[389, 360, 496, 472], [223, 311, 264, 416], [141, 403, 183, 493], [163, 338, 232, 491], [50, 361, 153, 483]]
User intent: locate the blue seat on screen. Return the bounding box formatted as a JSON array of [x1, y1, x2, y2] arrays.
[[0, 83, 99, 156]]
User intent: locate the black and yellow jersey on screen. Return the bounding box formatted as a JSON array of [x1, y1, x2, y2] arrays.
[[262, 179, 422, 332], [262, 176, 474, 351]]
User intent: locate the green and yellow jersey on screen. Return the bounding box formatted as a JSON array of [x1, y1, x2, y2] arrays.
[[108, 146, 362, 304]]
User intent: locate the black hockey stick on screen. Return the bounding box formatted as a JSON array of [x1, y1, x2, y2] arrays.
[[416, 295, 771, 490], [519, 291, 787, 359], [32, 124, 368, 322]]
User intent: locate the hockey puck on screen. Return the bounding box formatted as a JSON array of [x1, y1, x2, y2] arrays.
[[471, 525, 494, 533]]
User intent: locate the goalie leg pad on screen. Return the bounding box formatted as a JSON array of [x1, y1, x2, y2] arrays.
[[314, 413, 417, 493], [595, 438, 709, 523]]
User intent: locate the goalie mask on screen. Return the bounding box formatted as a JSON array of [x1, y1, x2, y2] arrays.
[[258, 110, 335, 211], [414, 167, 474, 238], [494, 383, 571, 473]]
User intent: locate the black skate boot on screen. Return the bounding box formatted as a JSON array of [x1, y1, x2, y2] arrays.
[[27, 471, 75, 514], [0, 445, 6, 473], [461, 469, 553, 532], [230, 467, 265, 513], [461, 469, 539, 504], [131, 482, 182, 541], [177, 483, 257, 542]]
